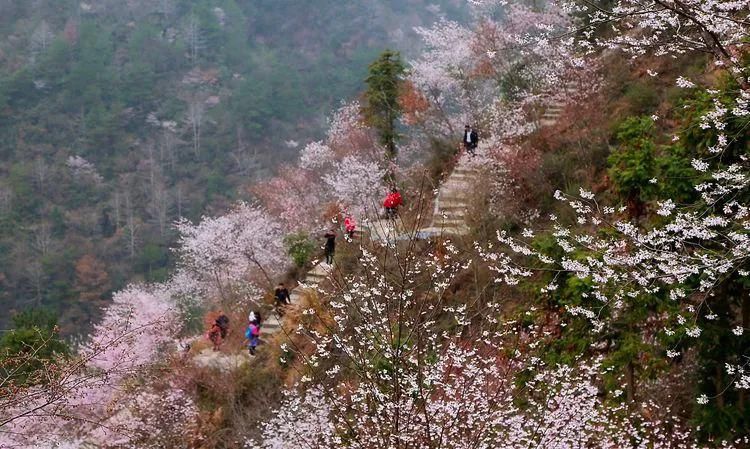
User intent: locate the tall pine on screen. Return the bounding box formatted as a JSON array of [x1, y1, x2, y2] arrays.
[[364, 50, 405, 160]]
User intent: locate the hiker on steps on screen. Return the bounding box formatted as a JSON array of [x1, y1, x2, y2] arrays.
[[344, 215, 356, 239], [244, 320, 260, 356], [383, 188, 403, 219], [463, 124, 478, 156], [274, 283, 291, 315], [208, 312, 230, 351], [324, 228, 337, 265]]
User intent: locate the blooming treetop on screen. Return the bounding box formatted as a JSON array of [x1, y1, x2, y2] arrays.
[[323, 155, 386, 215], [251, 165, 329, 232], [410, 2, 597, 143], [299, 141, 335, 170], [562, 0, 750, 69], [174, 202, 286, 290]]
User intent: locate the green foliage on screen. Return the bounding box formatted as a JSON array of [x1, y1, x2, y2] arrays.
[[137, 243, 170, 282], [609, 117, 657, 197], [607, 116, 658, 216], [0, 308, 69, 385], [622, 81, 659, 115], [364, 50, 406, 159], [284, 232, 315, 268]]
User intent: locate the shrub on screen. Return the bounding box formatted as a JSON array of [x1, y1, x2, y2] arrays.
[[284, 232, 315, 268]]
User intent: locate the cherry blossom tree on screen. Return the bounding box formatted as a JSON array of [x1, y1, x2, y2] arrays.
[[323, 155, 386, 215], [251, 165, 329, 232], [174, 202, 286, 292], [299, 141, 335, 170], [0, 284, 180, 447], [259, 232, 719, 448], [410, 2, 596, 142], [563, 0, 750, 71]]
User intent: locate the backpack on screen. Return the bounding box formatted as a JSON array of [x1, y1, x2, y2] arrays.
[[216, 315, 229, 338], [246, 324, 260, 339]]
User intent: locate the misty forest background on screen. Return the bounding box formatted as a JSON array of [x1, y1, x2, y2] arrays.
[[0, 0, 465, 332]]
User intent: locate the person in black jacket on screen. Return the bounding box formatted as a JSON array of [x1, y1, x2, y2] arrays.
[[463, 124, 479, 156], [324, 229, 336, 265], [274, 283, 291, 315]]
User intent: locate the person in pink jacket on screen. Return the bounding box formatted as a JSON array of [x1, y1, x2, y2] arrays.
[[344, 216, 356, 238]]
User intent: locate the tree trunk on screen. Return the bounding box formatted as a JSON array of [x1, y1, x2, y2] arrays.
[[626, 361, 636, 404]]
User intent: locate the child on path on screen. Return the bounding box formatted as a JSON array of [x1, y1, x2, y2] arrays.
[[248, 310, 262, 325], [244, 321, 260, 355]]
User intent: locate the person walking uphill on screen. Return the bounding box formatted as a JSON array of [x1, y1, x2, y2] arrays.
[[463, 124, 478, 156], [208, 312, 230, 351], [383, 188, 403, 218], [324, 228, 336, 265], [344, 216, 356, 239], [274, 283, 291, 315], [244, 320, 260, 355]]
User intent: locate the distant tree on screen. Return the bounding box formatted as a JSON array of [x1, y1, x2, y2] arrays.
[[184, 14, 204, 66], [174, 203, 286, 292], [99, 208, 115, 237], [186, 98, 204, 158], [74, 254, 110, 304], [29, 20, 54, 64], [363, 50, 405, 160]]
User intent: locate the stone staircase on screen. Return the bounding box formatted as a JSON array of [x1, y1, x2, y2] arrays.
[[192, 262, 332, 370], [357, 218, 402, 243], [539, 85, 577, 127], [539, 102, 565, 127], [259, 262, 329, 336], [193, 156, 484, 369], [419, 157, 479, 237]]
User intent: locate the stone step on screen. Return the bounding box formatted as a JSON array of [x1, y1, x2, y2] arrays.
[[432, 220, 469, 234], [260, 318, 281, 334], [539, 118, 557, 127], [432, 218, 467, 228], [439, 193, 470, 203], [432, 208, 467, 220], [450, 173, 474, 181], [441, 184, 470, 193], [442, 179, 471, 190], [419, 225, 471, 236], [438, 201, 470, 211], [453, 167, 479, 176], [432, 214, 466, 225]]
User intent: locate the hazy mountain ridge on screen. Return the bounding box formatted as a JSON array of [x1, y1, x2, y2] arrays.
[[0, 0, 465, 331]]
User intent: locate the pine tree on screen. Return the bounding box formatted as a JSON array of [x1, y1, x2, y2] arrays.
[[363, 50, 405, 160]]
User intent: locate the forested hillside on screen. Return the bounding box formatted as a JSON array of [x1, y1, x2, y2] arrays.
[[0, 0, 463, 331], [7, 0, 750, 447]]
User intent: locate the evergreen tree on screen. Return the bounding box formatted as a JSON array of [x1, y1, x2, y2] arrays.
[[363, 50, 405, 160]]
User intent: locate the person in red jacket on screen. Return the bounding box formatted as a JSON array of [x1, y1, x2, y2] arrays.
[[344, 216, 356, 238], [383, 188, 403, 218]]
